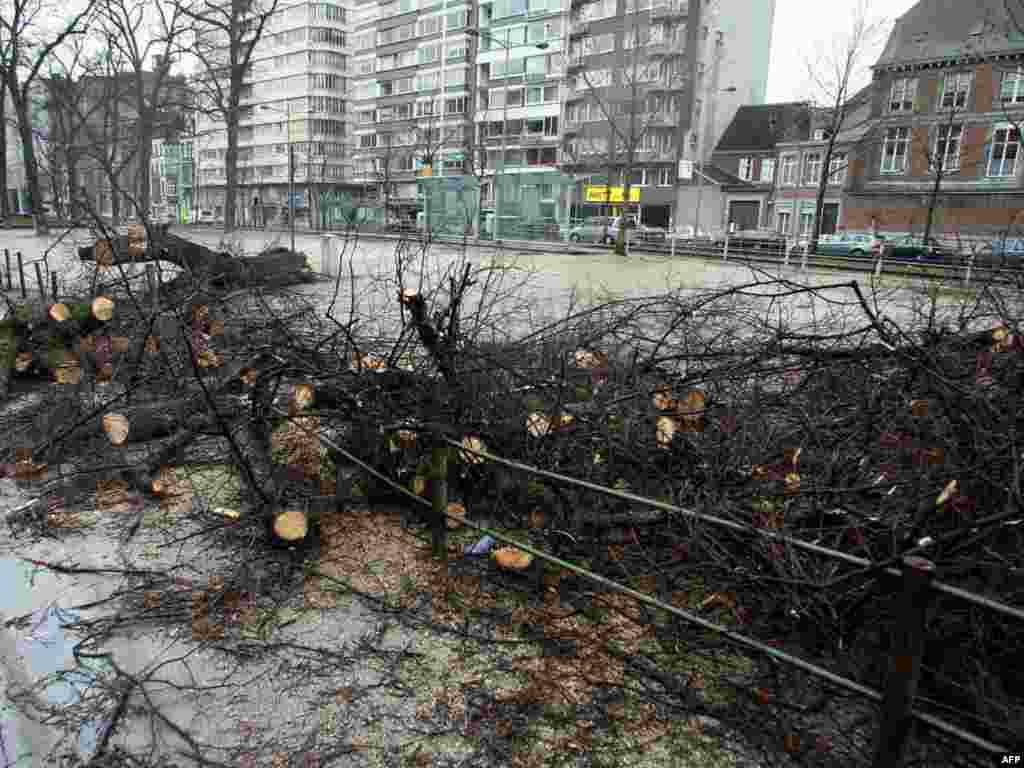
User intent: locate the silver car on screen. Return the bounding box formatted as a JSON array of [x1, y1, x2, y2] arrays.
[[567, 216, 611, 243]]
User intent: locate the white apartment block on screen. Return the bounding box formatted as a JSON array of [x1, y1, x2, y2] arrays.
[[193, 0, 352, 224]]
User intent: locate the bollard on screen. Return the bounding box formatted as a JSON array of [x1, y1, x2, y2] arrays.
[[33, 261, 45, 298], [800, 248, 808, 272], [872, 556, 935, 768], [723, 234, 729, 261], [963, 255, 974, 288], [874, 254, 884, 278], [50, 271, 58, 301], [16, 252, 26, 298], [429, 437, 449, 561], [4, 249, 10, 290]]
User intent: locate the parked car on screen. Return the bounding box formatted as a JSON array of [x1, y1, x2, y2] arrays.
[[192, 209, 216, 225], [386, 216, 417, 233], [567, 217, 612, 243], [808, 231, 887, 259], [606, 216, 668, 244], [881, 235, 952, 262], [975, 237, 1024, 267]]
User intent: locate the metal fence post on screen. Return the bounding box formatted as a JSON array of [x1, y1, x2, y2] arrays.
[[429, 433, 449, 561], [875, 253, 884, 278], [963, 255, 974, 288], [800, 248, 808, 272], [872, 556, 936, 768], [4, 249, 10, 290], [723, 233, 729, 261], [50, 271, 58, 301], [16, 252, 26, 298], [33, 262, 45, 298]]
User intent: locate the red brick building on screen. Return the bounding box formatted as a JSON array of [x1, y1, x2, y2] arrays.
[[842, 0, 1024, 238]]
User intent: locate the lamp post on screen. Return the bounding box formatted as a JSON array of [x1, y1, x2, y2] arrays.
[[261, 102, 298, 254], [465, 28, 548, 241]]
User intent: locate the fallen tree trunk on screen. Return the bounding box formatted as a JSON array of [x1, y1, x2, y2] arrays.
[[78, 235, 309, 292]]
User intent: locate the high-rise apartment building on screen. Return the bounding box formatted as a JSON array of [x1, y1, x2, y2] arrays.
[[193, 0, 351, 225], [349, 0, 483, 226]]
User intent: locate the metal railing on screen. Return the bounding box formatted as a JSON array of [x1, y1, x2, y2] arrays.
[[276, 386, 1020, 764]]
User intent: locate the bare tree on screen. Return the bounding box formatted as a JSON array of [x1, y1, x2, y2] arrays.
[[802, 0, 887, 253], [94, 0, 190, 226], [179, 0, 279, 234], [562, 0, 688, 254], [0, 0, 97, 233]]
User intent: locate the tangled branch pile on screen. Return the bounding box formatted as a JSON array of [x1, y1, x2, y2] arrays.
[[1, 229, 1021, 766]]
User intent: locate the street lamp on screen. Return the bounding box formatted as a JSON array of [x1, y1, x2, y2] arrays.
[[261, 102, 300, 254], [465, 28, 548, 241]]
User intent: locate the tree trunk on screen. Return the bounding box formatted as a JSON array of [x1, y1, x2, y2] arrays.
[[223, 85, 241, 233], [12, 92, 48, 234], [0, 79, 9, 222]]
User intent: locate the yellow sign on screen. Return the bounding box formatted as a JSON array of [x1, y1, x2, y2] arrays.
[[584, 185, 640, 203]]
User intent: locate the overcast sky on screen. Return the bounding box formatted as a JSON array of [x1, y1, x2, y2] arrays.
[[765, 0, 919, 103]]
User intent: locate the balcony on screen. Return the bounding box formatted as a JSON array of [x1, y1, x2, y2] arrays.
[[651, 0, 688, 20], [647, 41, 684, 58]]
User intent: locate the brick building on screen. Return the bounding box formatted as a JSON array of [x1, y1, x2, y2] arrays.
[[842, 0, 1024, 238]]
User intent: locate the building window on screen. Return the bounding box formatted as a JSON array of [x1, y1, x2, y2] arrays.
[[656, 166, 673, 186], [780, 154, 797, 185], [881, 127, 909, 173], [802, 152, 821, 185], [446, 9, 469, 29], [777, 211, 791, 234], [359, 134, 377, 148], [799, 211, 814, 235], [889, 77, 917, 112], [932, 124, 962, 171], [829, 152, 847, 185], [939, 72, 972, 110], [418, 15, 442, 35], [988, 125, 1020, 177], [1000, 67, 1024, 104], [738, 157, 752, 181], [759, 157, 775, 182]]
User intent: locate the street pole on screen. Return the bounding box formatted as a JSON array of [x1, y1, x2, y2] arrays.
[[288, 102, 296, 254], [498, 32, 510, 241]]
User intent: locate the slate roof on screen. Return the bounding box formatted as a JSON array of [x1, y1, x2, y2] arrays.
[[874, 0, 1024, 69], [714, 102, 812, 153]]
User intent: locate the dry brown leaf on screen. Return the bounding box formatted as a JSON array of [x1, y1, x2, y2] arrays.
[[95, 239, 114, 266], [335, 687, 354, 706], [784, 472, 801, 495], [14, 352, 33, 372], [103, 413, 130, 445], [396, 429, 418, 449], [350, 736, 370, 752], [446, 502, 467, 529], [111, 336, 130, 354], [414, 751, 432, 768], [687, 671, 705, 689], [784, 446, 802, 468], [143, 591, 162, 610], [215, 506, 241, 520], [399, 288, 418, 305], [270, 753, 288, 768], [413, 475, 428, 496], [910, 399, 930, 418], [92, 296, 114, 322], [239, 367, 257, 386], [652, 384, 675, 411], [681, 389, 705, 414], [783, 733, 802, 754], [209, 319, 226, 336], [415, 701, 433, 721], [573, 349, 608, 370], [192, 304, 210, 324], [54, 363, 82, 385], [79, 335, 97, 354], [527, 509, 546, 529], [494, 547, 532, 571]]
